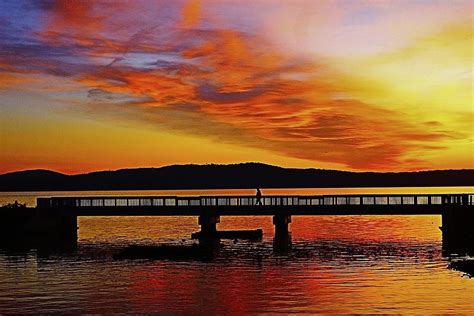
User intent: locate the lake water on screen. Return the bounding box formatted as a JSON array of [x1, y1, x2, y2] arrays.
[[1, 188, 473, 313]]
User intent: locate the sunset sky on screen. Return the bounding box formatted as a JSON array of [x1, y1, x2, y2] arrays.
[[0, 0, 472, 174]]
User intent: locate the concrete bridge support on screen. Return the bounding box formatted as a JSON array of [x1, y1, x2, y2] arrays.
[[198, 214, 221, 237], [0, 209, 78, 249], [441, 207, 474, 255], [273, 214, 291, 236], [273, 214, 292, 253]]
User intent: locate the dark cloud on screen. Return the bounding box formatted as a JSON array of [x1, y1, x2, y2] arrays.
[[275, 97, 305, 105], [197, 83, 266, 103]]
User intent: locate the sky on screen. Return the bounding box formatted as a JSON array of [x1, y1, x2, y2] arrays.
[[0, 0, 472, 174]]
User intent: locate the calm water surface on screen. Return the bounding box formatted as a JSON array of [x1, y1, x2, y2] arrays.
[[1, 188, 473, 313]]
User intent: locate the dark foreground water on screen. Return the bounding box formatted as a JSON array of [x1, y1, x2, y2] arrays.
[[1, 188, 473, 313]]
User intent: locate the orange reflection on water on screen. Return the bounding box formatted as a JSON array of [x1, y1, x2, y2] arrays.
[[291, 215, 442, 243], [128, 260, 341, 314], [74, 206, 471, 313], [78, 215, 442, 245], [78, 216, 198, 243]]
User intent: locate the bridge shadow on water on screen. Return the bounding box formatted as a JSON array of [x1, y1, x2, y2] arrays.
[[2, 230, 472, 267], [0, 233, 78, 258], [1, 236, 473, 278]]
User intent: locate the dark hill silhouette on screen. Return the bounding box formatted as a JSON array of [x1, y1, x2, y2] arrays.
[[0, 169, 69, 191], [1, 163, 473, 191]]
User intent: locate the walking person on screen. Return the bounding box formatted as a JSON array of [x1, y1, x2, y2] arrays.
[[256, 188, 263, 205]]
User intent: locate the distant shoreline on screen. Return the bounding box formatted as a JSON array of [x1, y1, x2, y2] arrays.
[[1, 163, 473, 192], [1, 185, 474, 193]]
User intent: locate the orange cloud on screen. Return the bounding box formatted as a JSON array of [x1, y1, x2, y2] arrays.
[[63, 10, 461, 170], [40, 1, 103, 44], [181, 0, 201, 28], [0, 73, 34, 90]]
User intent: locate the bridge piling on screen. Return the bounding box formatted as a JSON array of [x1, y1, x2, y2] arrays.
[[441, 206, 474, 255], [198, 214, 221, 237], [0, 209, 77, 248], [273, 214, 291, 236], [273, 214, 292, 253]]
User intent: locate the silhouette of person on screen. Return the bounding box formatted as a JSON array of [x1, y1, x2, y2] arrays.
[[256, 188, 262, 205]]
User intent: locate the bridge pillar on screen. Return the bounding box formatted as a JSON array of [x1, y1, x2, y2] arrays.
[[0, 208, 78, 249], [198, 214, 220, 237], [441, 206, 474, 255], [273, 214, 291, 236], [273, 214, 292, 253]]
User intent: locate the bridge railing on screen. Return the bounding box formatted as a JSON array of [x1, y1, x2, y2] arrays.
[[37, 194, 474, 208]]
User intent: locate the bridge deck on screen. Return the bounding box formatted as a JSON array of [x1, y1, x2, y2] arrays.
[[36, 193, 474, 216]]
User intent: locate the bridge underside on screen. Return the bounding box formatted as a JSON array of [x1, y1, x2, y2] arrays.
[[60, 204, 446, 216]]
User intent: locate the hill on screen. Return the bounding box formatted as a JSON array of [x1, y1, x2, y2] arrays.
[[0, 163, 473, 191]]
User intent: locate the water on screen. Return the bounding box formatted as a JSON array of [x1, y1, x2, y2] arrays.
[[1, 188, 473, 313]]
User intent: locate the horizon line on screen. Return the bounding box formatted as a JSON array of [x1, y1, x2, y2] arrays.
[[2, 162, 474, 177]]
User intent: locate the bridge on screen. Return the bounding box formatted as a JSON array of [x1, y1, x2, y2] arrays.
[[36, 193, 474, 215], [1, 193, 473, 252]]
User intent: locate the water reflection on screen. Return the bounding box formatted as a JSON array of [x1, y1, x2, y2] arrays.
[[273, 232, 292, 254], [3, 237, 471, 314], [0, 234, 78, 255]]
